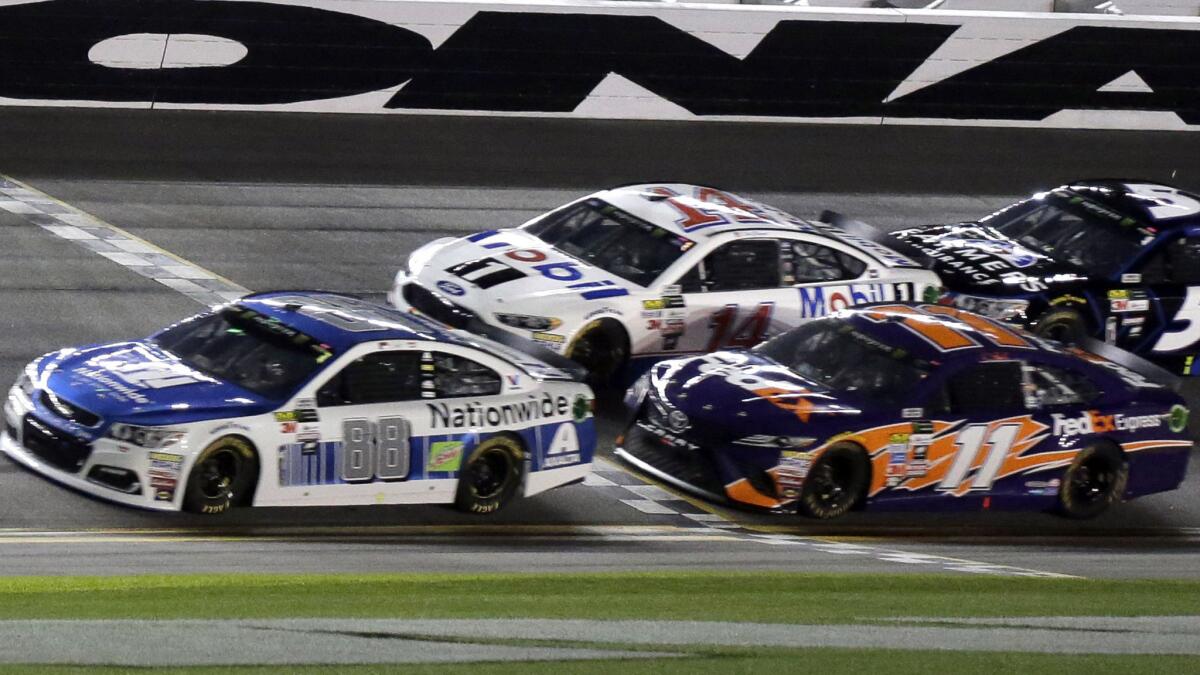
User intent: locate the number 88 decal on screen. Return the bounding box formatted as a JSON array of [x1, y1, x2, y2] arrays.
[[341, 417, 411, 482]]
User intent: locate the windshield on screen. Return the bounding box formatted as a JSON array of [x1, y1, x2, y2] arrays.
[[754, 321, 930, 403], [989, 201, 1145, 277], [153, 306, 333, 399], [524, 198, 694, 287]]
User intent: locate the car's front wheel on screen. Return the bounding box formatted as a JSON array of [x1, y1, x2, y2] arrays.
[[797, 443, 869, 519], [567, 320, 629, 389], [1057, 444, 1127, 519], [454, 436, 525, 515], [1033, 308, 1087, 345], [182, 437, 259, 515]]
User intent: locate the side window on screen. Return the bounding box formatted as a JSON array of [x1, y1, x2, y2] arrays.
[[1141, 237, 1200, 285], [785, 241, 866, 284], [317, 351, 422, 407], [1024, 363, 1100, 408], [687, 240, 782, 293], [435, 354, 502, 398], [938, 362, 1026, 415]]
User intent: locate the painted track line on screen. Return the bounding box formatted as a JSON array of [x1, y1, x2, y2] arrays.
[[0, 175, 247, 306]]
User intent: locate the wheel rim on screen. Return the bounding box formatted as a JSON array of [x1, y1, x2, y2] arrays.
[[1068, 458, 1116, 506], [470, 449, 512, 500], [1039, 320, 1080, 344], [196, 449, 239, 500], [571, 332, 625, 379], [809, 457, 852, 511]]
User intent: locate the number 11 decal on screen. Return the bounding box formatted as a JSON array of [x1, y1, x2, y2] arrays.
[[938, 423, 1021, 491]]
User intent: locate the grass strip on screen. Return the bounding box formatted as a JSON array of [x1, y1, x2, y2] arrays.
[[1, 648, 1198, 675], [0, 572, 1198, 622]]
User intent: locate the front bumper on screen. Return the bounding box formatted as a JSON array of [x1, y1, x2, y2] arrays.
[[2, 388, 185, 512], [615, 420, 790, 511]]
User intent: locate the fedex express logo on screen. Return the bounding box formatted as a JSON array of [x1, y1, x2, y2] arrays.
[[448, 231, 628, 301], [1051, 410, 1165, 439]]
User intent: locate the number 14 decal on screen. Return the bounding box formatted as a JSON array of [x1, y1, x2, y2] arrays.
[[707, 302, 775, 351], [938, 423, 1021, 492]]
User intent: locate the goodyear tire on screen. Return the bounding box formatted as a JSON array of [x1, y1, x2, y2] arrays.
[[798, 443, 869, 520], [1057, 445, 1127, 520], [182, 437, 259, 515], [1033, 309, 1087, 345], [454, 436, 525, 515], [567, 320, 629, 389]]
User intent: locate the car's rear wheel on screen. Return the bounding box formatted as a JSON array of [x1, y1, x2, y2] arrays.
[[1057, 444, 1127, 519], [797, 443, 869, 520], [1034, 309, 1087, 345], [454, 435, 525, 515], [182, 437, 259, 515], [567, 320, 629, 389]]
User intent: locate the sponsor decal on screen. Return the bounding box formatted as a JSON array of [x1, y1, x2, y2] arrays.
[[428, 394, 570, 429], [436, 280, 466, 297], [584, 307, 621, 320], [531, 331, 565, 344], [572, 394, 590, 422], [210, 422, 251, 435], [901, 407, 923, 419], [1051, 410, 1166, 439], [1049, 294, 1087, 306], [798, 283, 894, 319], [775, 450, 814, 487], [544, 423, 581, 467], [1169, 404, 1189, 433], [426, 440, 465, 472], [147, 451, 183, 502], [1121, 274, 1143, 284], [643, 299, 666, 311], [280, 421, 298, 434]]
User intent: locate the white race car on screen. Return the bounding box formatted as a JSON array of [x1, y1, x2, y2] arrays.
[[390, 184, 941, 381], [2, 292, 594, 514]]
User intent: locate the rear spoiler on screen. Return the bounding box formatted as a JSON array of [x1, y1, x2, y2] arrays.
[[819, 210, 936, 270], [466, 317, 588, 383], [1078, 337, 1182, 393]]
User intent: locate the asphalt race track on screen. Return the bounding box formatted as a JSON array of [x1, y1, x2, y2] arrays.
[[1, 109, 1198, 579]]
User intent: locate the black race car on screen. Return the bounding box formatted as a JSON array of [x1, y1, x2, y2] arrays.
[[885, 180, 1200, 375]]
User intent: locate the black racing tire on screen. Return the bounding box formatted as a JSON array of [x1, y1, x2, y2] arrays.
[[182, 437, 259, 515], [797, 443, 870, 520], [567, 319, 630, 389], [1057, 444, 1128, 520], [1033, 308, 1087, 345], [454, 435, 525, 515]]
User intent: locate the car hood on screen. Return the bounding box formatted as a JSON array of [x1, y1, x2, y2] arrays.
[[649, 352, 864, 440], [414, 229, 635, 309], [40, 341, 276, 426], [894, 223, 1088, 295]]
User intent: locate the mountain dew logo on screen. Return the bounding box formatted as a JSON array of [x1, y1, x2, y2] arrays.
[[1168, 404, 1189, 433]]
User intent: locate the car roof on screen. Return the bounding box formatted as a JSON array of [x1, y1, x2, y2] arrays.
[[596, 183, 820, 238], [835, 303, 1075, 367], [1048, 180, 1200, 232], [237, 291, 466, 353]]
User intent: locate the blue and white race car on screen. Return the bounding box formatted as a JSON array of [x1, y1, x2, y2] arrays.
[[2, 292, 595, 514]]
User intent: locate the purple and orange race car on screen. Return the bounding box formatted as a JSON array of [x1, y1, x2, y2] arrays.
[[617, 303, 1191, 519]]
